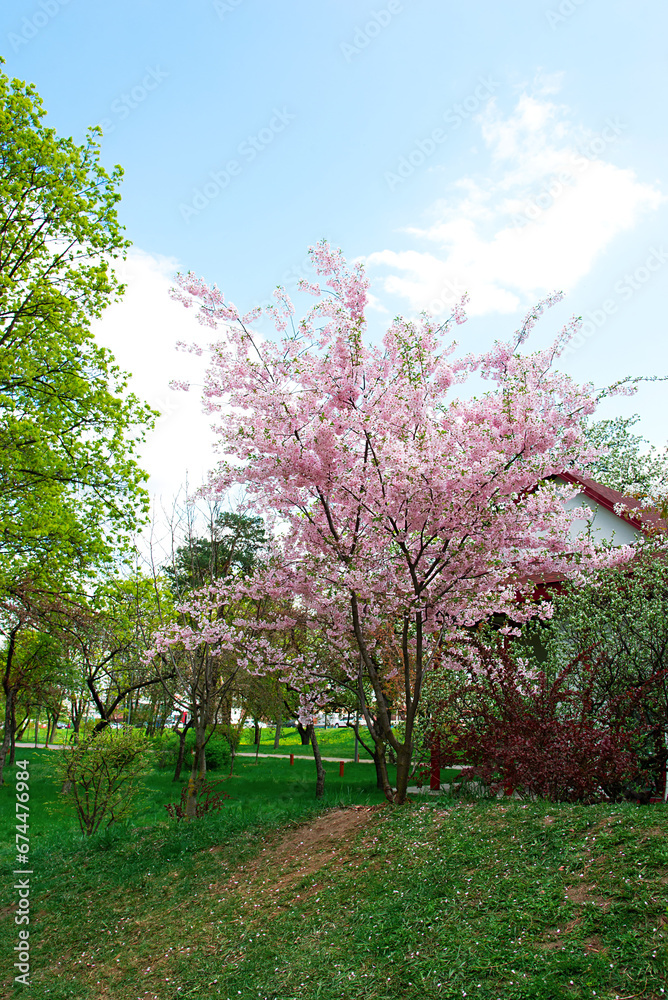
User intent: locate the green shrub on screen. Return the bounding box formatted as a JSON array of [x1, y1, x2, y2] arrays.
[[204, 735, 231, 771], [148, 731, 180, 769], [150, 729, 231, 772], [213, 723, 241, 752], [56, 728, 151, 835]]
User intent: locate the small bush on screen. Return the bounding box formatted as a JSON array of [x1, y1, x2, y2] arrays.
[[213, 723, 241, 752], [204, 734, 232, 771], [148, 731, 179, 769], [150, 729, 231, 772], [165, 779, 230, 820], [56, 728, 151, 835]]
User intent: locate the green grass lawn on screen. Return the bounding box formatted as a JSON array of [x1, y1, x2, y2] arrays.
[[1, 752, 667, 999], [237, 724, 373, 758], [0, 745, 391, 836], [30, 722, 375, 759]]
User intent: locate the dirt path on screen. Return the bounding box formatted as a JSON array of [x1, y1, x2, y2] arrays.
[[214, 804, 380, 899], [42, 805, 383, 1000]]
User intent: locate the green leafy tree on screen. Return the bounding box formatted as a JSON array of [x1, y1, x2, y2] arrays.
[[0, 621, 66, 779], [41, 571, 175, 733], [545, 539, 668, 795], [0, 61, 155, 574], [585, 415, 668, 500], [164, 511, 266, 594]]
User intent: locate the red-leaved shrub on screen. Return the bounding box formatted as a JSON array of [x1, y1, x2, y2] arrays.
[[165, 779, 230, 819], [427, 637, 654, 802]]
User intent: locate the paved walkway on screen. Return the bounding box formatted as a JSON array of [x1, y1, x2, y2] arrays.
[[15, 742, 62, 749], [236, 751, 373, 764], [13, 745, 375, 763]]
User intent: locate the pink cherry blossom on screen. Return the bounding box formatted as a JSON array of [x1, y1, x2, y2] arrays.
[[153, 241, 635, 804]]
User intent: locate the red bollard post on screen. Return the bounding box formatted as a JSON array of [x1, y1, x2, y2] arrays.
[[339, 761, 344, 777], [290, 753, 294, 766], [430, 747, 441, 791]]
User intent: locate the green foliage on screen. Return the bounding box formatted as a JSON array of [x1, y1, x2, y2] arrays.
[[214, 722, 242, 751], [201, 733, 232, 771], [147, 730, 179, 769], [548, 539, 668, 707], [152, 729, 232, 772], [0, 62, 156, 576], [56, 727, 151, 835], [164, 512, 266, 595], [407, 661, 469, 778], [585, 414, 668, 498], [547, 540, 668, 789]]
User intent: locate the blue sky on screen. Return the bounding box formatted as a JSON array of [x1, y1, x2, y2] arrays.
[[2, 0, 667, 498]]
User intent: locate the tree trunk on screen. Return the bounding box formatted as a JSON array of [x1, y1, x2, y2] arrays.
[[373, 746, 385, 790], [393, 742, 413, 804], [186, 724, 207, 818], [173, 720, 193, 782], [309, 725, 326, 799], [373, 742, 394, 801], [297, 723, 310, 745], [253, 719, 260, 746], [219, 691, 232, 727], [228, 712, 247, 776], [10, 701, 17, 764], [71, 696, 83, 733], [273, 708, 282, 749], [16, 711, 31, 741], [0, 686, 15, 786]]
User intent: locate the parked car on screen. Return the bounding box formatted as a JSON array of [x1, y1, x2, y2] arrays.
[[325, 713, 354, 728]]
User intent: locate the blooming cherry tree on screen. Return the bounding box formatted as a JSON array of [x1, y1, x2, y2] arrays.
[[161, 241, 631, 803]]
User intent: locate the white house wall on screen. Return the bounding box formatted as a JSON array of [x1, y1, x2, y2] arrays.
[[560, 488, 642, 546]]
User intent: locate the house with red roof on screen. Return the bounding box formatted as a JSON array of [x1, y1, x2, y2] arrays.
[[528, 473, 666, 599]]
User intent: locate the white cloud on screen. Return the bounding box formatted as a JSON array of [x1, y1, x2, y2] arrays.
[[91, 249, 217, 501], [366, 91, 665, 317]]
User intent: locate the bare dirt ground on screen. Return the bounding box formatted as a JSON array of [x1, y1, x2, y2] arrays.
[[215, 804, 381, 898]]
